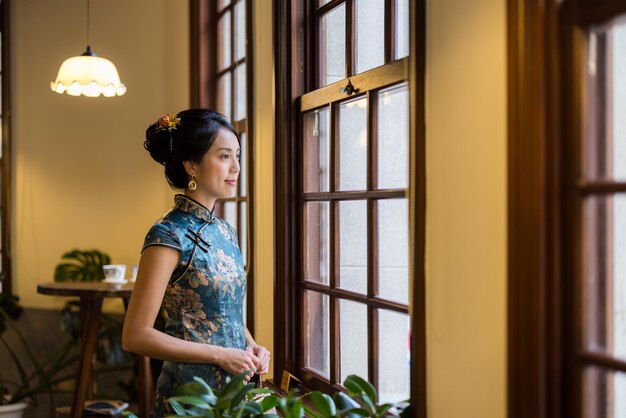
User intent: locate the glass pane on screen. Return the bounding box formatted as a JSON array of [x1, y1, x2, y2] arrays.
[[378, 199, 408, 304], [340, 299, 368, 382], [218, 0, 231, 11], [304, 202, 330, 285], [582, 367, 626, 418], [304, 290, 330, 377], [318, 0, 332, 7], [378, 83, 409, 189], [379, 310, 410, 403], [235, 63, 247, 121], [224, 201, 237, 232], [240, 201, 247, 264], [217, 73, 232, 121], [582, 194, 626, 361], [218, 11, 232, 71], [338, 97, 367, 191], [239, 132, 247, 197], [396, 0, 409, 59], [319, 5, 346, 87], [584, 16, 626, 180], [234, 0, 246, 61], [303, 108, 330, 193], [338, 200, 367, 294], [355, 0, 385, 74]]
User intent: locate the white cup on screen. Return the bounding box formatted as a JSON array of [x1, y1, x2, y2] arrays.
[[129, 265, 139, 282], [102, 265, 127, 282]]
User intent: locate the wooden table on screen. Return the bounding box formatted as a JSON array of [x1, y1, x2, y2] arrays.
[[37, 282, 152, 418]]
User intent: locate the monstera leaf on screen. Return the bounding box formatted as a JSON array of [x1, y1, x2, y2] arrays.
[[54, 249, 111, 282]]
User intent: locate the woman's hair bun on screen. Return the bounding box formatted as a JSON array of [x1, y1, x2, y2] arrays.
[[144, 122, 172, 165], [144, 109, 239, 189]]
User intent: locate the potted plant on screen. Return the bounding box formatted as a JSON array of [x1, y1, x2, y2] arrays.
[[122, 372, 410, 418], [0, 299, 78, 418]]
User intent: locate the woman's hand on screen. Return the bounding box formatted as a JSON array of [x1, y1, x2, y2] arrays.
[[217, 347, 260, 381], [247, 344, 271, 375]]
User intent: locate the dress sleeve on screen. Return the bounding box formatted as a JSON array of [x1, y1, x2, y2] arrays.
[[142, 222, 182, 253]]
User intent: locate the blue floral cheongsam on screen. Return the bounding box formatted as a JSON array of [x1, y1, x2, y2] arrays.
[[141, 194, 247, 417]]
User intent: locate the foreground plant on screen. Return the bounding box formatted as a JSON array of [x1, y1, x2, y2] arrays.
[[123, 372, 410, 418], [0, 306, 78, 410], [123, 371, 277, 418]]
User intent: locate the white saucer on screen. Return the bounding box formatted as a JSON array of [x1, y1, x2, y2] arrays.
[[103, 278, 128, 287]]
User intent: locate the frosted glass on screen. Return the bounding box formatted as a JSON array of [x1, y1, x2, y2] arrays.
[[340, 300, 368, 382], [356, 0, 385, 74], [304, 291, 330, 377], [319, 5, 346, 86], [339, 200, 367, 294]]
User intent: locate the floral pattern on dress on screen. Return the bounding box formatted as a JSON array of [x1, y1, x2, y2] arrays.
[[142, 194, 247, 418]]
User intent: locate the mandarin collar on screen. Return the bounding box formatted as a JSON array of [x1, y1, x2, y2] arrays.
[[174, 194, 215, 223]]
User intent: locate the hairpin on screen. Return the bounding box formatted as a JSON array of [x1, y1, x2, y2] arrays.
[[156, 113, 181, 152]]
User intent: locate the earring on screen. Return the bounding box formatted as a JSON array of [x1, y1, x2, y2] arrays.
[[188, 176, 197, 191]]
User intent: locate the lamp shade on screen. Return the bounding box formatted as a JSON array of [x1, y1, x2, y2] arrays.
[[50, 52, 127, 97]]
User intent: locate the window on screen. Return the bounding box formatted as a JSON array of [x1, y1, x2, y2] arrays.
[[507, 1, 626, 417], [190, 0, 254, 327], [572, 11, 626, 417], [274, 0, 424, 412], [0, 0, 11, 295], [212, 0, 251, 268]]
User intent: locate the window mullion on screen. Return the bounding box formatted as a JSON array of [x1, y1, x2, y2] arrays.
[[346, 0, 354, 78], [384, 0, 395, 63]]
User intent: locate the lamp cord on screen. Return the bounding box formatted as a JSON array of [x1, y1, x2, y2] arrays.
[[86, 0, 90, 47]]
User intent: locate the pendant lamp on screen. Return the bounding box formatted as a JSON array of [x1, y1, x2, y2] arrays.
[[50, 0, 126, 97]]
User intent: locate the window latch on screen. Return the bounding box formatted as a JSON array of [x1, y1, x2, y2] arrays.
[[340, 79, 358, 96]]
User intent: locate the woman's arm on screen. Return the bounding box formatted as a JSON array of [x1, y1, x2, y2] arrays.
[[122, 245, 259, 377]]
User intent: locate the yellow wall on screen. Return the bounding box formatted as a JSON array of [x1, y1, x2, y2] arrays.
[[426, 0, 507, 417], [251, 0, 275, 379], [12, 0, 188, 309]]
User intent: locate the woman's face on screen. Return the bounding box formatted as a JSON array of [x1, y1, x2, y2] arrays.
[[190, 128, 240, 202]]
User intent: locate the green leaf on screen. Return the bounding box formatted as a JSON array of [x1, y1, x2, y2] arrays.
[[215, 372, 248, 409], [345, 408, 370, 417], [376, 403, 392, 416], [260, 396, 280, 412], [359, 393, 376, 414], [54, 249, 111, 282], [232, 382, 256, 406], [334, 392, 360, 410], [167, 399, 187, 415], [343, 375, 377, 404], [167, 396, 210, 409], [286, 400, 304, 418], [310, 391, 336, 418], [238, 401, 262, 415], [278, 397, 287, 410]]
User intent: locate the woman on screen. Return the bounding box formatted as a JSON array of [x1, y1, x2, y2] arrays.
[[122, 109, 270, 417]]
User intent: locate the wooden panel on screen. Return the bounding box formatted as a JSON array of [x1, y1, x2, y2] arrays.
[[303, 190, 406, 201], [189, 0, 215, 108], [301, 59, 408, 112], [507, 0, 563, 417], [577, 181, 626, 194], [575, 0, 626, 26], [1, 0, 11, 295]]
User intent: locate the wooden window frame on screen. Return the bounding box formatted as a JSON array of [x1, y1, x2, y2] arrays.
[[189, 0, 255, 332], [299, 68, 408, 393], [0, 0, 12, 295], [273, 0, 425, 415], [508, 0, 626, 417]]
